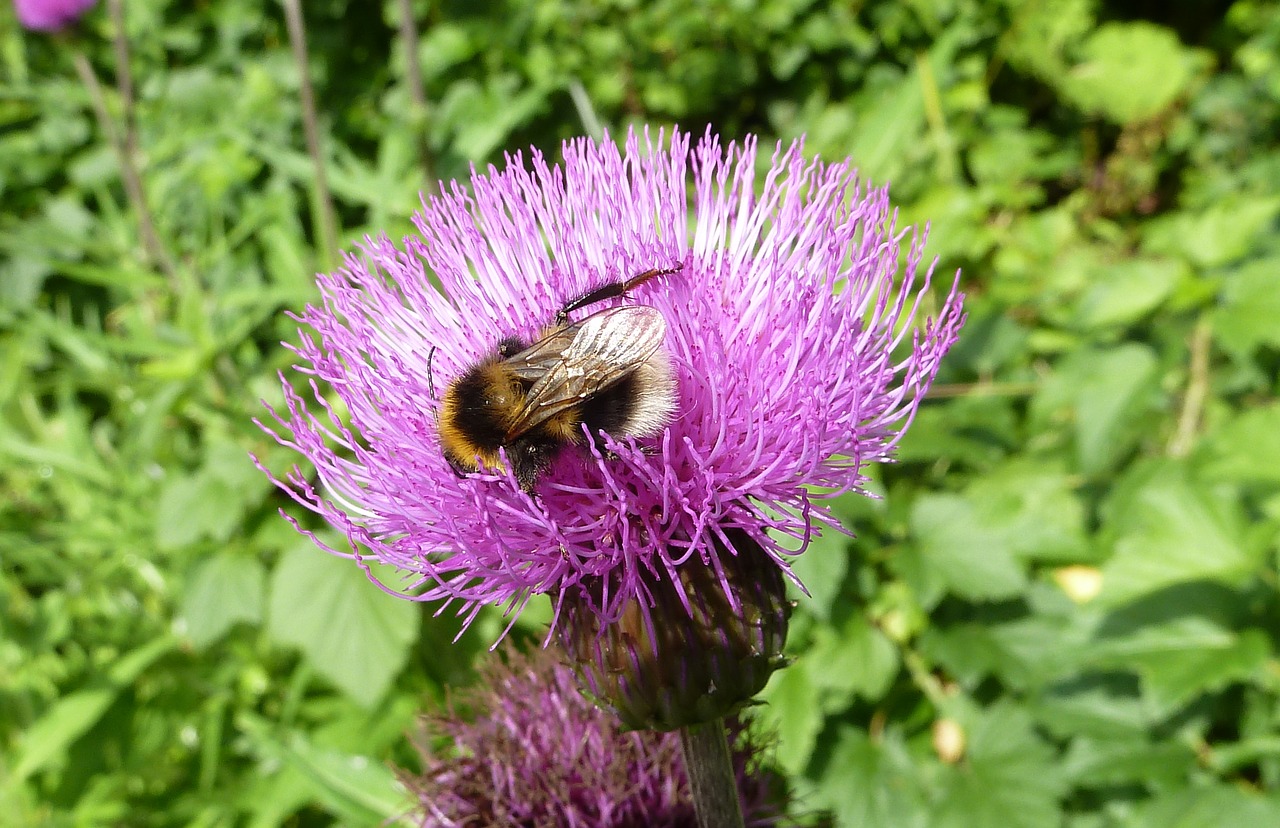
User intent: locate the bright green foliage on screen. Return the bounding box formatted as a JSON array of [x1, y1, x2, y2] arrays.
[[3, 0, 1280, 825]]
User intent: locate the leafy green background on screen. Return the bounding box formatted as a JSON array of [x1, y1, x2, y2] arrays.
[[4, 0, 1279, 824]]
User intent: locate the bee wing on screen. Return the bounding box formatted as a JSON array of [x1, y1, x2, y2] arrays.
[[503, 306, 668, 440]]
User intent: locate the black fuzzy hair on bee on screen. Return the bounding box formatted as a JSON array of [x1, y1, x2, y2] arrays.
[[436, 265, 681, 492]]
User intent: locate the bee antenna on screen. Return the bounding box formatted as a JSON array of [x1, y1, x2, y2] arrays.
[[426, 346, 439, 405]]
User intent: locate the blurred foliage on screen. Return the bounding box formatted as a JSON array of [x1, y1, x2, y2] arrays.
[[2, 0, 1279, 825]]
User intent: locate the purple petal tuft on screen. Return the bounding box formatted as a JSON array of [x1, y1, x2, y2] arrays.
[[259, 128, 966, 633]]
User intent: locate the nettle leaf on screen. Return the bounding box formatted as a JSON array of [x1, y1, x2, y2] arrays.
[[155, 471, 243, 550], [909, 463, 1087, 601], [910, 494, 1027, 600], [806, 612, 900, 706], [267, 542, 419, 708], [1032, 678, 1152, 741], [933, 703, 1065, 828], [1071, 257, 1185, 330], [809, 727, 929, 828], [1198, 403, 1280, 485], [756, 658, 823, 776], [1061, 23, 1201, 123], [1099, 461, 1256, 604], [1032, 345, 1161, 477], [182, 550, 265, 649], [1125, 784, 1280, 828], [924, 609, 1094, 692], [1090, 613, 1270, 714], [1213, 257, 1280, 357], [1060, 736, 1196, 789], [788, 526, 851, 620], [1144, 201, 1280, 269]]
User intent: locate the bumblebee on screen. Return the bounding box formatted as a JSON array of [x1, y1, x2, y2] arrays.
[[436, 266, 681, 492]]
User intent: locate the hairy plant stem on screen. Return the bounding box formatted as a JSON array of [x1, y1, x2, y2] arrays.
[[395, 0, 435, 186], [281, 0, 340, 269], [680, 718, 745, 828], [70, 7, 176, 286]]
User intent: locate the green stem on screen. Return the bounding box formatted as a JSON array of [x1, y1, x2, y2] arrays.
[[71, 23, 176, 286], [281, 0, 340, 270], [679, 718, 745, 828], [395, 0, 435, 186]]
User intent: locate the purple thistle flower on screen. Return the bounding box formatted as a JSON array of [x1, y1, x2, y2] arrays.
[[260, 128, 964, 719], [12, 0, 96, 31], [405, 646, 787, 827]]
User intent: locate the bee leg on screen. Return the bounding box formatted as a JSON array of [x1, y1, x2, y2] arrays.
[[555, 263, 684, 324], [511, 439, 557, 494]]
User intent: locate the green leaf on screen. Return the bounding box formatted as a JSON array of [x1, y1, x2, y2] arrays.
[[933, 703, 1065, 828], [237, 715, 415, 826], [267, 542, 419, 708], [1144, 202, 1280, 269], [1213, 257, 1280, 357], [807, 613, 900, 705], [809, 727, 929, 828], [1061, 23, 1199, 123], [789, 526, 850, 620], [154, 472, 243, 550], [1059, 736, 1196, 788], [182, 550, 266, 649], [1071, 257, 1184, 330], [1091, 615, 1270, 713], [910, 493, 1027, 600], [1124, 785, 1280, 828], [1033, 345, 1161, 476], [1100, 462, 1255, 604], [10, 636, 177, 782], [756, 658, 823, 776], [1198, 403, 1280, 485]]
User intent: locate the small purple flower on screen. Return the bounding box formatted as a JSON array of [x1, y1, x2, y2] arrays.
[[406, 647, 787, 826], [12, 0, 96, 31], [261, 129, 963, 698]]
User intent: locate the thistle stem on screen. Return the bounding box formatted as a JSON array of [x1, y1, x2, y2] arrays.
[[680, 718, 745, 828], [281, 0, 340, 269], [71, 11, 176, 286], [395, 0, 435, 185]]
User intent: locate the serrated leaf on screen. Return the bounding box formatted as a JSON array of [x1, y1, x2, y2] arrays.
[[1032, 679, 1152, 741], [1199, 403, 1280, 485], [1213, 257, 1280, 357], [933, 703, 1065, 828], [1072, 257, 1184, 330], [810, 727, 929, 828], [909, 494, 1026, 601], [267, 543, 419, 708], [976, 463, 1090, 561], [1124, 785, 1280, 828], [1060, 736, 1196, 788], [756, 659, 823, 776], [807, 613, 900, 705], [182, 551, 265, 649], [1062, 23, 1198, 123], [11, 636, 177, 782], [1033, 345, 1160, 476], [1092, 618, 1270, 713], [1100, 464, 1254, 604], [1145, 202, 1280, 269], [788, 527, 850, 620], [155, 472, 243, 550]]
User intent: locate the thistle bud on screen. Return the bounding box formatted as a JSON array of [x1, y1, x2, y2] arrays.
[[558, 529, 791, 731]]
